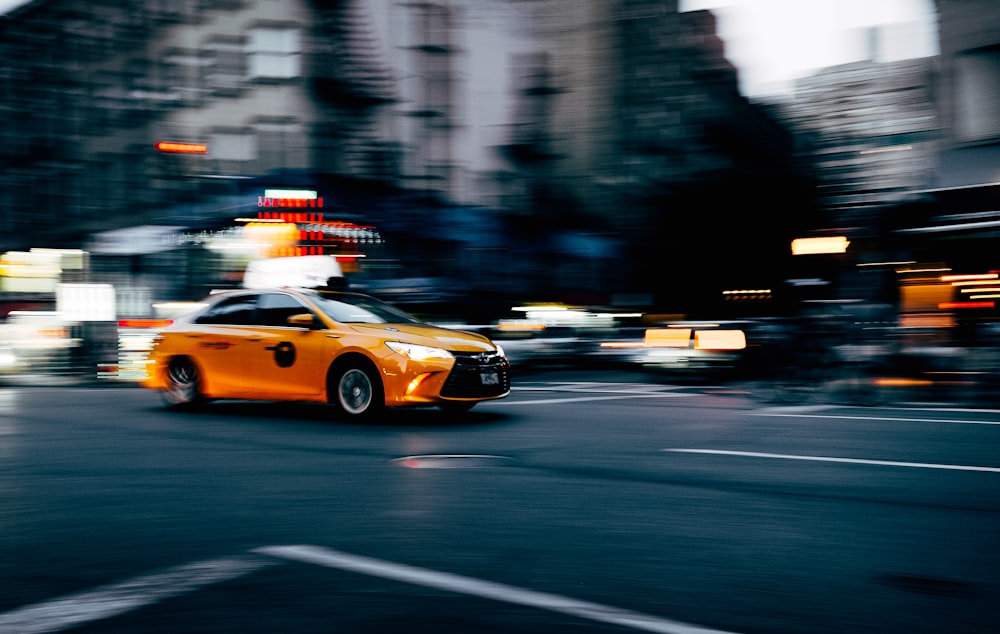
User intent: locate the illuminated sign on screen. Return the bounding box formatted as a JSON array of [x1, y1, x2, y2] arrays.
[[251, 212, 325, 223], [154, 142, 207, 154], [791, 236, 850, 255], [258, 189, 321, 208], [264, 189, 317, 199], [257, 197, 324, 208]]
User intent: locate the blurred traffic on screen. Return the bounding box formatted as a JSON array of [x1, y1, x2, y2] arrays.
[[5, 247, 1000, 410]]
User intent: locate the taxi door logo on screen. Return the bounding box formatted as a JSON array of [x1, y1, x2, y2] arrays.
[[267, 341, 296, 368]]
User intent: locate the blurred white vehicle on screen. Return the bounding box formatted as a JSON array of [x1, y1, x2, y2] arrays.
[[637, 323, 748, 375], [0, 311, 80, 378]]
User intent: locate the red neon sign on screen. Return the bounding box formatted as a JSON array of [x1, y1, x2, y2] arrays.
[[257, 212, 325, 223], [155, 142, 207, 154], [258, 197, 324, 208]]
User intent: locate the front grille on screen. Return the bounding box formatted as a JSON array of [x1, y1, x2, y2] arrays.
[[440, 351, 511, 397]]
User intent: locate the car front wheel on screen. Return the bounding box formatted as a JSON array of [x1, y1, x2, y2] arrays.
[[330, 363, 384, 419]]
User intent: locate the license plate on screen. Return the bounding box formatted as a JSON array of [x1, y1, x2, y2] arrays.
[[480, 372, 499, 385]]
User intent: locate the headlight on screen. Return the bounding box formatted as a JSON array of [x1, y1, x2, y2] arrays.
[[385, 341, 454, 361], [494, 343, 506, 359]]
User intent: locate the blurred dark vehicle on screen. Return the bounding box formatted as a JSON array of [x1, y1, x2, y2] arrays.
[[481, 324, 593, 369]]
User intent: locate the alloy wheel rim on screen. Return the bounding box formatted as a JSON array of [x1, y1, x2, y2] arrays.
[[340, 368, 372, 414], [167, 363, 197, 403]]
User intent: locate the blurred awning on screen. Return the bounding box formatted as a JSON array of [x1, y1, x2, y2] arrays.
[[86, 225, 185, 255]]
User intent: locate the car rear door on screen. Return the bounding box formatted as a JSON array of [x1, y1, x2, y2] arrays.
[[187, 293, 261, 397]]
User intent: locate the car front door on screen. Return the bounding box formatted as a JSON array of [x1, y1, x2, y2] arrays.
[[244, 292, 332, 399]]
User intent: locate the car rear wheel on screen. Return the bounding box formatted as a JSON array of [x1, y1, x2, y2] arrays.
[[330, 363, 384, 419], [163, 357, 205, 409]]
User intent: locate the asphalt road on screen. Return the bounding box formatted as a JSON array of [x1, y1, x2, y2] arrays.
[[1, 370, 998, 633]]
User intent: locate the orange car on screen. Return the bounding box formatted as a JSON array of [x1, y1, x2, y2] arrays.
[[142, 287, 510, 418]]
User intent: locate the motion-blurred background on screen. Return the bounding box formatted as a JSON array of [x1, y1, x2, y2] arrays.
[[4, 0, 1000, 404]]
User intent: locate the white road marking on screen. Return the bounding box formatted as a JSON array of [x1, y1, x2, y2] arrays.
[[664, 449, 1000, 473], [749, 410, 1000, 426], [0, 556, 276, 634], [255, 544, 738, 634], [3, 545, 741, 633], [515, 382, 684, 393], [750, 404, 835, 415], [497, 393, 695, 405], [900, 406, 1000, 414]]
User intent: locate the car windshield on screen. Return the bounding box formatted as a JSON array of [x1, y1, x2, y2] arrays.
[[310, 291, 423, 324]]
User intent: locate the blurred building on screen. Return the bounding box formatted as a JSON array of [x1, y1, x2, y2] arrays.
[[0, 0, 400, 252], [767, 0, 1000, 329], [890, 0, 1000, 274], [0, 0, 821, 317], [787, 53, 939, 237], [497, 0, 816, 313], [765, 45, 939, 308]]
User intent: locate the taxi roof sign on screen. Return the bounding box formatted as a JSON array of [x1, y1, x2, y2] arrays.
[[243, 255, 343, 289]]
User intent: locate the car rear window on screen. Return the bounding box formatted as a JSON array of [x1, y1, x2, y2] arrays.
[[194, 295, 257, 325]]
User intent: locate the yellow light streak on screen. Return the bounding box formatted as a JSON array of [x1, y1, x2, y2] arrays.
[[791, 236, 849, 255]]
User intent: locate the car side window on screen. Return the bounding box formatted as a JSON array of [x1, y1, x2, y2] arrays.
[[194, 295, 258, 325], [255, 293, 315, 328]]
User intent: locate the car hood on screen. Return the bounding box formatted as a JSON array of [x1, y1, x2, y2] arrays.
[[346, 323, 497, 353]]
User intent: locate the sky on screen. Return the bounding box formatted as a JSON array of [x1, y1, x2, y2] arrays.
[[0, 0, 23, 15], [680, 0, 939, 96]]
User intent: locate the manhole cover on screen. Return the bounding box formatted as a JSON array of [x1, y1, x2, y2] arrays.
[[392, 454, 515, 469]]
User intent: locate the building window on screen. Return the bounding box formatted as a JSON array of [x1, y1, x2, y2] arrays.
[[202, 0, 245, 9], [954, 47, 1000, 144], [164, 48, 207, 106], [256, 118, 308, 171], [247, 25, 301, 80], [145, 0, 201, 24], [210, 129, 257, 163], [202, 35, 246, 96]]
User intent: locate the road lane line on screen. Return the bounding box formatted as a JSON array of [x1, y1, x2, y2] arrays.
[[255, 544, 738, 634], [749, 411, 1000, 425], [0, 556, 277, 634], [664, 449, 1000, 473], [515, 383, 684, 393], [496, 393, 695, 406]]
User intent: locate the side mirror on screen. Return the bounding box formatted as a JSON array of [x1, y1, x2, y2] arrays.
[[287, 313, 318, 328]]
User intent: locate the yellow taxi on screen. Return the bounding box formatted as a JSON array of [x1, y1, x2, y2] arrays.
[[142, 287, 510, 418]]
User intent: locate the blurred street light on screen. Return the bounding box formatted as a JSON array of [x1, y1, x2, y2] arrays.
[[791, 236, 849, 255]]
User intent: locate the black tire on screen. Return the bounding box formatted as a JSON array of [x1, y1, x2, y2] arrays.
[[163, 357, 206, 410], [330, 362, 384, 419]]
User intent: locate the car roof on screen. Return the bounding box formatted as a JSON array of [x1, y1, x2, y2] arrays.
[[207, 287, 378, 302]]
